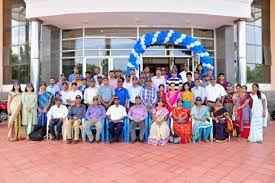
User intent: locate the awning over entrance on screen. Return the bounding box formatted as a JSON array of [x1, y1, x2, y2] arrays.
[[25, 0, 252, 29]]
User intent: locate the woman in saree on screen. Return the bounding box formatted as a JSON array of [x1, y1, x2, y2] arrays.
[[22, 83, 37, 139], [212, 98, 230, 142], [7, 81, 23, 141], [191, 97, 212, 142], [38, 82, 53, 127], [233, 84, 251, 138], [165, 83, 180, 112], [181, 83, 193, 110], [172, 99, 192, 144], [148, 100, 170, 146], [248, 83, 266, 143]]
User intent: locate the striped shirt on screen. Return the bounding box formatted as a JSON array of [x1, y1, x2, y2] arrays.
[[166, 76, 183, 90]]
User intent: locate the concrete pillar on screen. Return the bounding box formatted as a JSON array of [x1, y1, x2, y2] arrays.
[[237, 20, 247, 85], [270, 0, 275, 90], [40, 25, 61, 82], [30, 20, 41, 91], [0, 0, 3, 86], [216, 25, 235, 83]]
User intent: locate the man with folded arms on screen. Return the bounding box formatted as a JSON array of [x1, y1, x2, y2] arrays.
[[83, 96, 106, 143], [128, 96, 148, 143], [64, 95, 86, 144]]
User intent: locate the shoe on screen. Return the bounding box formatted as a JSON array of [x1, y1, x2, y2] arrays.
[[73, 140, 79, 144], [66, 139, 72, 144]]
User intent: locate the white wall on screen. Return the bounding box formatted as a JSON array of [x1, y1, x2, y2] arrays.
[[26, 0, 252, 19]]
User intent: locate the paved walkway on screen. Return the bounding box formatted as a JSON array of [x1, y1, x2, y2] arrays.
[[0, 122, 275, 183]]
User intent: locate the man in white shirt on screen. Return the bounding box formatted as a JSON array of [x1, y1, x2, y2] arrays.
[[47, 97, 68, 140], [179, 64, 188, 83], [205, 77, 227, 107], [192, 79, 206, 102], [68, 82, 83, 106], [84, 79, 98, 105], [60, 82, 71, 107], [128, 76, 142, 106], [152, 69, 166, 91], [106, 97, 127, 143]]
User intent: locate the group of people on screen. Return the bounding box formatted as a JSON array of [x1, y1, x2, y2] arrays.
[[7, 64, 268, 145]]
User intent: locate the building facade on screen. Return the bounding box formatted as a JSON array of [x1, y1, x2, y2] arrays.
[[0, 0, 274, 91]]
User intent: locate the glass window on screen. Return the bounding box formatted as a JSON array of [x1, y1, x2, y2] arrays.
[[62, 58, 83, 77], [139, 28, 191, 35], [63, 29, 82, 39], [112, 58, 129, 73], [85, 28, 137, 37], [85, 38, 106, 49], [193, 29, 214, 38], [143, 46, 166, 56], [3, 0, 30, 84], [245, 0, 270, 83], [198, 39, 214, 50], [62, 39, 83, 50]]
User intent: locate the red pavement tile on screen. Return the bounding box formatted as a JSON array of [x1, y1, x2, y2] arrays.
[[1, 122, 275, 183]]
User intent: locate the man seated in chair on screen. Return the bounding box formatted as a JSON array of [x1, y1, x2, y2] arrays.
[[47, 97, 68, 140], [64, 95, 86, 144], [191, 97, 212, 142], [83, 96, 106, 143], [106, 97, 127, 143], [128, 96, 148, 143]]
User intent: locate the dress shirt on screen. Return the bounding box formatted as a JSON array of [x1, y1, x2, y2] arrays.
[[141, 86, 157, 106], [68, 73, 83, 82], [60, 90, 71, 105], [85, 105, 106, 121], [67, 104, 86, 119], [98, 85, 114, 102], [128, 85, 142, 104], [115, 87, 129, 106], [47, 104, 68, 119], [109, 79, 117, 89], [179, 71, 187, 83], [192, 86, 206, 101], [84, 87, 98, 105], [106, 105, 127, 122], [205, 83, 227, 102], [69, 90, 83, 101], [123, 82, 132, 90], [128, 104, 148, 122], [152, 76, 166, 91], [46, 85, 60, 96]]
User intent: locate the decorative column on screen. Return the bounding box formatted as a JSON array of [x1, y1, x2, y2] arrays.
[[30, 20, 41, 92], [237, 20, 247, 85]]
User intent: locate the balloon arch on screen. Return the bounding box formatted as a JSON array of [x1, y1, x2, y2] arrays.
[[127, 30, 214, 75]]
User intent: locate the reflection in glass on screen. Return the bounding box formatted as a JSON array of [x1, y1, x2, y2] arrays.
[[113, 58, 129, 73], [86, 58, 108, 76]]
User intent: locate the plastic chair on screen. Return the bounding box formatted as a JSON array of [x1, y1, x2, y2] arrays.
[[144, 113, 152, 142], [105, 117, 130, 143]]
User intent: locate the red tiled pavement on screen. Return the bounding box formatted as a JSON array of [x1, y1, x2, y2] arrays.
[[0, 122, 275, 183]]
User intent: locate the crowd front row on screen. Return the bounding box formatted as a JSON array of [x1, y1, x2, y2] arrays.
[[7, 80, 267, 145]]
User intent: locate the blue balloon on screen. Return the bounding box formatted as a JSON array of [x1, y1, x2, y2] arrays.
[[127, 30, 214, 73], [144, 33, 154, 46], [170, 32, 182, 43], [156, 31, 168, 45]]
